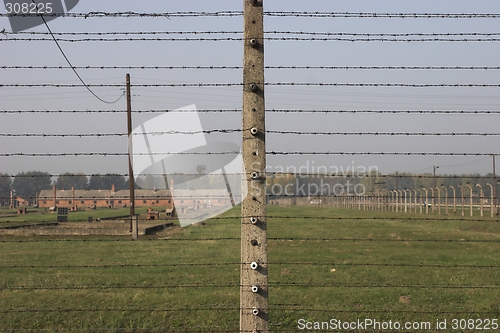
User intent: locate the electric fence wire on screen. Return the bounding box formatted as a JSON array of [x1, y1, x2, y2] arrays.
[[0, 173, 497, 179], [1, 283, 497, 291], [4, 36, 500, 42], [2, 82, 500, 87], [3, 65, 500, 70], [0, 215, 498, 223], [1, 131, 499, 137], [2, 109, 499, 114], [1, 152, 497, 157], [2, 11, 500, 18], [7, 31, 500, 36], [0, 236, 499, 243]]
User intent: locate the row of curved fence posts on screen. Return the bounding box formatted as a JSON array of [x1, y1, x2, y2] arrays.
[[333, 185, 497, 217]]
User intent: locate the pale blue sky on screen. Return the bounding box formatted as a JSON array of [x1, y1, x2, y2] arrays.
[[1, 0, 499, 176]]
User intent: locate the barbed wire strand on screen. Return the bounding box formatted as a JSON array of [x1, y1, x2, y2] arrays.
[[1, 261, 497, 269], [9, 31, 500, 37], [264, 12, 500, 18], [1, 172, 497, 179], [1, 215, 498, 223], [0, 327, 243, 333], [0, 152, 497, 157], [1, 215, 499, 223], [3, 12, 500, 18], [1, 283, 497, 291], [2, 109, 499, 114], [2, 82, 500, 87], [4, 306, 497, 314], [2, 65, 500, 70], [0, 237, 497, 243], [1, 131, 498, 137], [4, 37, 500, 42]]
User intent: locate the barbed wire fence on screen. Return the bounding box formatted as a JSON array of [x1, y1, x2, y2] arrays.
[[1, 4, 500, 333]]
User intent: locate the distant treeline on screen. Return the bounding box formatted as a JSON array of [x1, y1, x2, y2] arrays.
[[0, 171, 497, 205], [0, 172, 129, 204], [266, 172, 498, 197]]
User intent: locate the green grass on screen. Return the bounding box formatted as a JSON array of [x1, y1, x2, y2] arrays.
[[0, 207, 153, 228], [1, 206, 499, 332]]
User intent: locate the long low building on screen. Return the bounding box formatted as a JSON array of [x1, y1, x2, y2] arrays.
[[37, 185, 235, 213], [38, 185, 173, 210]]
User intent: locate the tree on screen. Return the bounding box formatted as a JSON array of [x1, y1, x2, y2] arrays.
[[0, 173, 12, 206], [12, 171, 52, 202], [56, 173, 88, 190], [88, 174, 127, 190], [196, 165, 207, 175]]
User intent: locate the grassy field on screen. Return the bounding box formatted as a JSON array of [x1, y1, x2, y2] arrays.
[[0, 206, 499, 332]]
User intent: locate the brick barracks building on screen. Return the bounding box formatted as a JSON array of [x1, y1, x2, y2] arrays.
[[37, 185, 174, 211], [37, 184, 233, 213]]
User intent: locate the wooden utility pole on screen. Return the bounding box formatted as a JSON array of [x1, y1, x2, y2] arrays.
[[395, 171, 399, 191], [433, 166, 439, 208], [494, 154, 498, 215], [126, 74, 135, 233], [241, 0, 268, 332]]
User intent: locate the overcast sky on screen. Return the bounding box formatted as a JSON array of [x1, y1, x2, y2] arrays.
[[1, 0, 499, 177]]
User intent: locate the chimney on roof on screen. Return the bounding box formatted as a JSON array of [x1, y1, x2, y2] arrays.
[[111, 184, 115, 193], [53, 184, 57, 206]]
